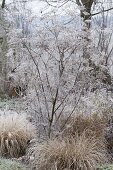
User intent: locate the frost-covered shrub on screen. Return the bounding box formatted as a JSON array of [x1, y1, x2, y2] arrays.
[[0, 158, 26, 170], [0, 112, 36, 158], [0, 98, 27, 113], [76, 90, 113, 116]]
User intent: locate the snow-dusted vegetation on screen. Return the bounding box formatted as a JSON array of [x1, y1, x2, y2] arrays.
[[0, 0, 113, 169]]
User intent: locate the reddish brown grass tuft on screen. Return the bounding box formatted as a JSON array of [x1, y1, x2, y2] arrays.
[[0, 113, 36, 158], [29, 132, 107, 170], [60, 113, 108, 140]]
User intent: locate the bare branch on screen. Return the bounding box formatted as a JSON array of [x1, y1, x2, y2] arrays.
[[92, 7, 113, 16]]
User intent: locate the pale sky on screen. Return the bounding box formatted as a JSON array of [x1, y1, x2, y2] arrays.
[[4, 0, 50, 15], [2, 0, 78, 16]]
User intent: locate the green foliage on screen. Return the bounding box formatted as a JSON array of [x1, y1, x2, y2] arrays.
[[98, 165, 113, 170], [0, 158, 26, 170]]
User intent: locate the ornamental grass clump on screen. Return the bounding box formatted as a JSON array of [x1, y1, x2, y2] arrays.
[[60, 113, 108, 140], [0, 112, 36, 158], [29, 132, 107, 170]]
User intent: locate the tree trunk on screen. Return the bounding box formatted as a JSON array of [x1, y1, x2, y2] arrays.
[[2, 0, 5, 8]]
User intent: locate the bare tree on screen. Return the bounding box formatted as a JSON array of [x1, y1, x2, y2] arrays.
[[23, 18, 85, 138], [4, 0, 113, 138]]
